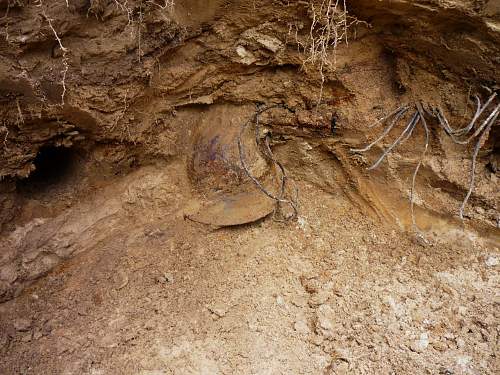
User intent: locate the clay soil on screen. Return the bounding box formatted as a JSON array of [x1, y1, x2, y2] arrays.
[[0, 1, 499, 374]]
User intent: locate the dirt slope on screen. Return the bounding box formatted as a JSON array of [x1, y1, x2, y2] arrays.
[[0, 0, 499, 374]]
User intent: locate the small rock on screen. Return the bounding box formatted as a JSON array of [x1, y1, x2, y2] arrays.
[[33, 329, 43, 340], [316, 305, 335, 337], [432, 341, 448, 352], [309, 290, 330, 306], [156, 272, 174, 284], [290, 295, 308, 307], [410, 332, 429, 353], [13, 318, 32, 332], [235, 45, 257, 65], [485, 256, 498, 267], [208, 304, 227, 318], [456, 355, 471, 369], [297, 217, 308, 230], [294, 318, 310, 335]]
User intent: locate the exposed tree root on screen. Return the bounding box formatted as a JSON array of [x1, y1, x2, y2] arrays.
[[238, 105, 298, 221], [352, 92, 499, 235]]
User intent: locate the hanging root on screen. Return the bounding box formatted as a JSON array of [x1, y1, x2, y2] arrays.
[[351, 103, 429, 234], [353, 91, 499, 231], [37, 1, 69, 106], [410, 103, 429, 233], [459, 111, 497, 220], [300, 0, 369, 106], [367, 109, 419, 171], [351, 106, 409, 152], [238, 105, 298, 221], [434, 93, 499, 219]]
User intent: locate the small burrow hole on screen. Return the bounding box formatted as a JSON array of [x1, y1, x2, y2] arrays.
[[17, 145, 80, 193]]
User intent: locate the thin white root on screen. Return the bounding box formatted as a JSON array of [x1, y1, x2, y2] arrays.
[[300, 0, 369, 106], [355, 91, 498, 230], [410, 103, 429, 232], [367, 110, 419, 170], [38, 1, 69, 106], [366, 105, 409, 129], [459, 111, 498, 220], [351, 106, 408, 152]]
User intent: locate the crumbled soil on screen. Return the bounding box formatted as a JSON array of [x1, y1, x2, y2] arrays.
[[0, 0, 499, 374]]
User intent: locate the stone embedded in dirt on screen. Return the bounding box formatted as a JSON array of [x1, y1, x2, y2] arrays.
[[455, 355, 472, 370], [236, 46, 257, 65], [456, 337, 465, 349], [294, 319, 310, 335], [164, 273, 174, 283], [208, 304, 227, 318], [0, 264, 18, 284], [33, 329, 43, 340], [294, 314, 310, 335], [315, 305, 335, 338], [290, 295, 308, 307], [155, 272, 174, 284], [308, 290, 330, 307], [484, 256, 498, 267], [13, 318, 32, 332], [410, 332, 430, 353]]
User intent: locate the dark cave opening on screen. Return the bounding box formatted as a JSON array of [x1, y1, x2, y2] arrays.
[[17, 145, 80, 193]]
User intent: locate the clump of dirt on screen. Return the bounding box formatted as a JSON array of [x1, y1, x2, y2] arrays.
[[0, 0, 498, 373]]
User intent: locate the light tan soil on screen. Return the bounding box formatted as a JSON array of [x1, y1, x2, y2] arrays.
[[0, 0, 499, 374]]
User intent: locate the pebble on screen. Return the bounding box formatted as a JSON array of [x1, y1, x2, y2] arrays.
[[294, 318, 310, 334], [410, 332, 429, 353], [308, 290, 330, 307], [208, 304, 227, 318], [13, 318, 32, 332], [485, 256, 498, 267], [432, 341, 448, 352], [290, 295, 308, 307], [316, 305, 335, 337]]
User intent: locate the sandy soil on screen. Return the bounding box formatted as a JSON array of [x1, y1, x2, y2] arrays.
[[0, 159, 498, 374]]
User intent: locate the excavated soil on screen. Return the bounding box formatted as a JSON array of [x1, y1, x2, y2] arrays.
[[0, 0, 499, 374]]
